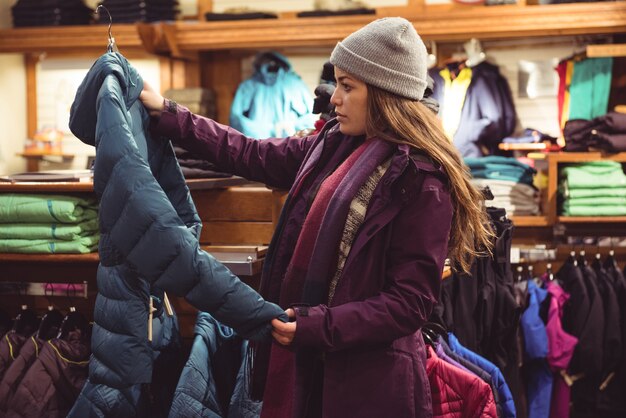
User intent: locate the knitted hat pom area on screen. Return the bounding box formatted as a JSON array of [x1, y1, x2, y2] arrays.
[[330, 17, 428, 101]]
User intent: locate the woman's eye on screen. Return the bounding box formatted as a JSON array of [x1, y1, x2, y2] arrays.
[[342, 84, 352, 92]]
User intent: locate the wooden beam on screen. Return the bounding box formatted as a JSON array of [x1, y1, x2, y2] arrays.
[[24, 54, 39, 140], [201, 51, 242, 124], [197, 0, 213, 20]]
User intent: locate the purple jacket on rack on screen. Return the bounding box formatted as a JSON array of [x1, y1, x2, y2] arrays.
[[544, 280, 578, 418]]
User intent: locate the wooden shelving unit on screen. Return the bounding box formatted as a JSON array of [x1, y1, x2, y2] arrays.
[[0, 2, 624, 55], [139, 2, 626, 56], [544, 152, 626, 225]]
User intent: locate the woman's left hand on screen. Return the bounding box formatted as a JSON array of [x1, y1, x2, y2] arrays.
[[271, 308, 296, 345]]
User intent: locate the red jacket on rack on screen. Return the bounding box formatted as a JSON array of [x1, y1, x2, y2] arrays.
[[426, 344, 497, 418]]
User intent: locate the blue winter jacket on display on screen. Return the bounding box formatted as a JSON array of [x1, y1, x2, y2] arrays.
[[66, 52, 285, 417], [230, 51, 315, 138], [448, 332, 517, 418], [521, 281, 553, 418], [169, 312, 260, 418]]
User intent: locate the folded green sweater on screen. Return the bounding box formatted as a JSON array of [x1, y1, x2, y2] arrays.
[[0, 235, 99, 254], [562, 202, 626, 216], [0, 194, 97, 224], [565, 196, 626, 206], [559, 183, 626, 199], [0, 219, 99, 240], [560, 161, 626, 189]]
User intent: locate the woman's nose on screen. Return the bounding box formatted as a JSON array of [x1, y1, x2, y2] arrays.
[[330, 90, 340, 106]]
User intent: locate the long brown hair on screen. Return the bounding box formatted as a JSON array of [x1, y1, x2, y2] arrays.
[[365, 85, 494, 274]]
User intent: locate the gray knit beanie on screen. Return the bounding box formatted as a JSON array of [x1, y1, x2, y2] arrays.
[[330, 17, 428, 101]]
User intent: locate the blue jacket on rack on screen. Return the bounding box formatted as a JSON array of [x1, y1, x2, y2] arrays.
[[448, 332, 517, 418], [230, 51, 315, 138], [169, 312, 260, 418], [66, 52, 285, 417]]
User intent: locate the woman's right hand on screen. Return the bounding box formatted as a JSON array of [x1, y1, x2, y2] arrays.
[[139, 80, 165, 118]]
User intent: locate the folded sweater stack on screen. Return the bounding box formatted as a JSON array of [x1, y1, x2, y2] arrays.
[[465, 156, 540, 216], [0, 194, 99, 254], [559, 161, 626, 216]]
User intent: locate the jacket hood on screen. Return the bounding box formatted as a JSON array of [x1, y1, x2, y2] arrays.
[[252, 51, 293, 85], [69, 52, 143, 146], [194, 312, 235, 349], [252, 51, 291, 72]]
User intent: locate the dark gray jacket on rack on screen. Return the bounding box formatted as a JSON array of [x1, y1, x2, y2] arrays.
[[66, 52, 285, 417]]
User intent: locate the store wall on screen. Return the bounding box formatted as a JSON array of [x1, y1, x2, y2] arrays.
[[0, 53, 27, 175], [0, 0, 585, 175]]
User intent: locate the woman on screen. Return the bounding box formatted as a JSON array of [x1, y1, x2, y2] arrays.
[[141, 17, 493, 418]]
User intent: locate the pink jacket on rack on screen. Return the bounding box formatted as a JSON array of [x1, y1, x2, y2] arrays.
[[544, 280, 578, 418], [426, 345, 497, 418]]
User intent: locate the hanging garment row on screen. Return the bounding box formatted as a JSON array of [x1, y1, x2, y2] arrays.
[[433, 228, 626, 418], [430, 205, 523, 418], [0, 302, 91, 417], [551, 250, 626, 418]]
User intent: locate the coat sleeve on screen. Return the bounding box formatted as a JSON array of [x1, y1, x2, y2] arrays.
[[292, 175, 452, 351], [152, 103, 315, 190]]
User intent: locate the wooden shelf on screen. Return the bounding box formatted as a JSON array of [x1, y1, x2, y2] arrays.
[[557, 216, 626, 223], [510, 215, 551, 227], [152, 3, 626, 55], [499, 143, 547, 151], [0, 251, 263, 275], [0, 3, 624, 55], [546, 152, 626, 163], [0, 253, 98, 262], [0, 24, 144, 54], [0, 181, 94, 193], [0, 177, 254, 193]]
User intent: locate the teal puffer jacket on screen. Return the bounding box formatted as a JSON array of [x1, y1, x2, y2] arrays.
[[67, 52, 284, 417]]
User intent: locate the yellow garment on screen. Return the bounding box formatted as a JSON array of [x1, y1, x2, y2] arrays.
[[560, 60, 574, 129], [440, 66, 472, 140]]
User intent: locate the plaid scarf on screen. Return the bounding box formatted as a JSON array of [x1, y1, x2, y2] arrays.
[[260, 138, 394, 418]]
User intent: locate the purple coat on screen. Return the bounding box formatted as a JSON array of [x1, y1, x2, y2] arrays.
[[155, 106, 453, 417]]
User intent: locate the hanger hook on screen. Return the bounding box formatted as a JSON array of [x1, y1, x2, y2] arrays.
[[44, 282, 54, 309], [96, 5, 116, 52]]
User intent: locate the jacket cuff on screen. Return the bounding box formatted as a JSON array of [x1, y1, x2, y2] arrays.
[[292, 305, 326, 348], [152, 99, 183, 140]]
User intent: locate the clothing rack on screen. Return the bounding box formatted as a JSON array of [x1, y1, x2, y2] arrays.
[[0, 281, 88, 299]]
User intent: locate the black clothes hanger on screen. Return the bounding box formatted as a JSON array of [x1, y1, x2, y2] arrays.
[[37, 283, 64, 340], [12, 284, 39, 336], [546, 263, 555, 282], [591, 252, 604, 272], [38, 309, 64, 341], [566, 250, 578, 267], [423, 321, 448, 345], [95, 5, 118, 53], [604, 249, 618, 270], [421, 328, 437, 348], [58, 283, 90, 340], [12, 306, 39, 337], [577, 250, 588, 267]]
